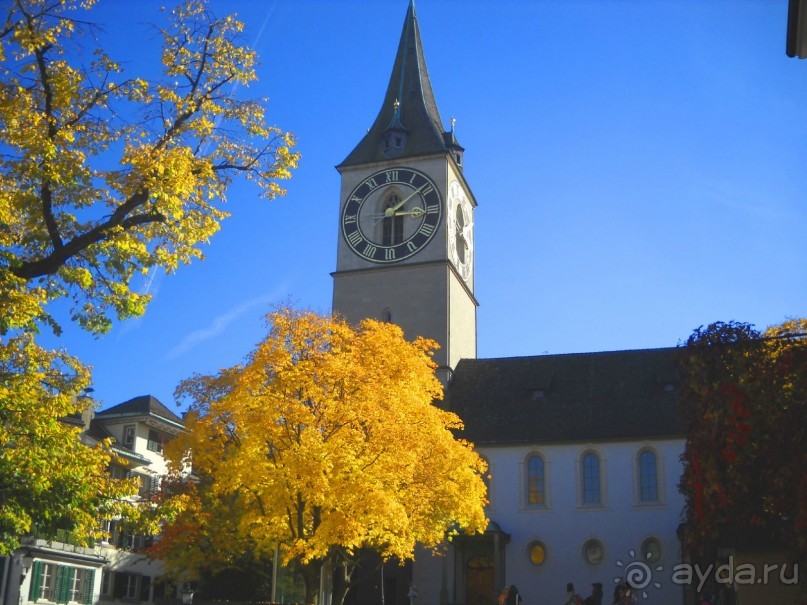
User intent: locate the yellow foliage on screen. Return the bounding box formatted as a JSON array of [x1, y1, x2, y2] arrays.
[[0, 334, 140, 554], [162, 309, 488, 577], [0, 0, 299, 336]]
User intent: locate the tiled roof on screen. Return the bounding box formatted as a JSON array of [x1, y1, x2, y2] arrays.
[[339, 1, 453, 168], [85, 419, 114, 442], [96, 394, 184, 426], [447, 348, 684, 446]]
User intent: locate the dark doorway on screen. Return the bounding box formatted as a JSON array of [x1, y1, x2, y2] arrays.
[[466, 556, 494, 605]]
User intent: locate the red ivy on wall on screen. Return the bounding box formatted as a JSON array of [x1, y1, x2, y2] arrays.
[[677, 319, 807, 556]]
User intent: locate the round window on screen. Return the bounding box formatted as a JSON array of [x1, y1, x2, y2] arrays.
[[528, 541, 546, 566], [582, 539, 604, 565], [641, 538, 662, 564]]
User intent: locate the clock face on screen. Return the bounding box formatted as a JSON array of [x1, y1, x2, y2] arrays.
[[447, 180, 473, 282], [341, 168, 442, 263]]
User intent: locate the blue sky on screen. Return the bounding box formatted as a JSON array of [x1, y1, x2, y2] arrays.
[[47, 0, 807, 411]]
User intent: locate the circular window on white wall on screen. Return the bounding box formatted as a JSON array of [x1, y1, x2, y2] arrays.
[[641, 537, 662, 564], [582, 539, 604, 565], [527, 541, 547, 566]]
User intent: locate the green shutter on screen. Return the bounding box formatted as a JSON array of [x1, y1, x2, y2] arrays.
[[54, 565, 66, 603], [55, 565, 75, 604], [29, 560, 44, 601], [65, 568, 76, 604], [83, 569, 96, 605]]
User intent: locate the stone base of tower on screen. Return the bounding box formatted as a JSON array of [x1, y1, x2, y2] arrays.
[[332, 260, 476, 378]]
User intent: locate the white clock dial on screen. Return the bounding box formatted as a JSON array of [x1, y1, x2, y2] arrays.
[[447, 180, 473, 282]]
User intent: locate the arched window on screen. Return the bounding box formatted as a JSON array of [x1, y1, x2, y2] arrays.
[[382, 194, 404, 246], [638, 450, 659, 502], [581, 452, 601, 504], [526, 454, 545, 506]]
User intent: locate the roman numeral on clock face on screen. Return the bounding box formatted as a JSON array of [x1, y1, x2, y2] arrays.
[[419, 223, 435, 237], [347, 230, 363, 247]]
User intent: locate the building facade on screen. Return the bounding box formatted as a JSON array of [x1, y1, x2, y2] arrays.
[[333, 3, 687, 605], [2, 395, 185, 605], [417, 353, 686, 605]]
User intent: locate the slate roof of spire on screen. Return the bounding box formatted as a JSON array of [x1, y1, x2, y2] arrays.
[[447, 348, 685, 446], [339, 1, 454, 168]]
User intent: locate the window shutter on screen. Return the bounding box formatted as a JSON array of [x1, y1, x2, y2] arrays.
[[113, 572, 127, 598], [139, 475, 151, 499], [83, 569, 96, 605], [55, 565, 74, 604], [139, 575, 151, 602], [151, 475, 161, 497], [29, 561, 44, 601]]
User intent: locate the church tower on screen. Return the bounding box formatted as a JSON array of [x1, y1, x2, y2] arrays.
[[333, 1, 477, 380]]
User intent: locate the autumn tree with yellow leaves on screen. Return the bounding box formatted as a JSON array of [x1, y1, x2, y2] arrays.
[[0, 0, 297, 553], [157, 309, 489, 605], [0, 0, 297, 336]]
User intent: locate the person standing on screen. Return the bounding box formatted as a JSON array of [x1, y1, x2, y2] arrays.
[[498, 586, 510, 605], [563, 583, 583, 605], [584, 583, 603, 605], [506, 585, 523, 605]]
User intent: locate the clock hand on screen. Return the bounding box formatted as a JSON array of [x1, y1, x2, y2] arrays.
[[390, 184, 426, 213], [374, 184, 426, 224], [396, 207, 426, 218], [367, 208, 425, 219]]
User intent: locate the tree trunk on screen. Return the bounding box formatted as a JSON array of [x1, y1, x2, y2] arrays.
[[331, 559, 355, 605], [299, 562, 321, 605]]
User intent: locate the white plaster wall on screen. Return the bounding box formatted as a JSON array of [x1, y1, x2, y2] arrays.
[[447, 271, 477, 367], [100, 546, 168, 602], [104, 420, 171, 476], [414, 439, 686, 605], [413, 544, 455, 605], [482, 439, 686, 605]]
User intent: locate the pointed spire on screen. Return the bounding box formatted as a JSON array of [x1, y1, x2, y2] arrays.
[[339, 1, 456, 168]]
